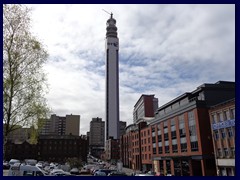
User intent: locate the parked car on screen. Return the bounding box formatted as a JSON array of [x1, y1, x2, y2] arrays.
[[108, 171, 128, 176], [9, 159, 20, 166], [49, 169, 64, 176], [24, 159, 37, 166], [3, 161, 10, 169], [95, 169, 115, 176], [94, 171, 106, 176], [54, 171, 74, 176], [135, 173, 154, 176], [80, 168, 90, 175], [70, 168, 80, 175]]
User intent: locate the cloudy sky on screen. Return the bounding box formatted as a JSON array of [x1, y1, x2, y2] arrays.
[[27, 4, 235, 135]]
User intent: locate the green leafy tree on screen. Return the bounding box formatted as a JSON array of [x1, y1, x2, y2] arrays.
[[3, 4, 50, 156]]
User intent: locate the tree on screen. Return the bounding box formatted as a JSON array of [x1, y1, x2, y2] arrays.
[[3, 4, 50, 156]]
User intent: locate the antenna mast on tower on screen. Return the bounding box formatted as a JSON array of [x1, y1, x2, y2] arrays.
[[102, 9, 113, 18]]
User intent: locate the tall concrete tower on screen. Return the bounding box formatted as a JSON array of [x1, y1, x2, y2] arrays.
[[105, 13, 119, 141]]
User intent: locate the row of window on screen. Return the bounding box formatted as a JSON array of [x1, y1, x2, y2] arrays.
[[214, 128, 234, 140], [217, 147, 235, 158], [212, 108, 235, 123], [152, 141, 198, 154]]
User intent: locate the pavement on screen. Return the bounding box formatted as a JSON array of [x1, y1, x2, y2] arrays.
[[3, 170, 9, 176]]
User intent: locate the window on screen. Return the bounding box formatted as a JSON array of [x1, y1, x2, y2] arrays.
[[158, 134, 162, 142], [221, 129, 226, 139], [224, 148, 229, 157], [179, 128, 186, 137], [212, 114, 217, 123], [230, 108, 235, 119], [172, 144, 178, 153], [164, 133, 169, 140], [171, 119, 175, 126], [191, 141, 198, 151], [214, 130, 219, 140], [165, 146, 169, 153], [158, 146, 163, 154], [218, 149, 222, 157], [171, 131, 177, 139], [152, 126, 155, 132], [152, 137, 156, 143], [223, 111, 230, 120], [181, 143, 187, 152], [189, 125, 196, 136], [227, 128, 233, 138], [218, 112, 224, 122], [153, 148, 156, 154]]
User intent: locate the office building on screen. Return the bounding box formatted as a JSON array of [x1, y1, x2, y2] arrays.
[[40, 114, 80, 136], [89, 117, 105, 157], [133, 94, 158, 124], [120, 81, 235, 176]]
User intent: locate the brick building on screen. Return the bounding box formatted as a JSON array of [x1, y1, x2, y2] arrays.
[[120, 81, 235, 176], [209, 98, 235, 176], [5, 135, 88, 163]]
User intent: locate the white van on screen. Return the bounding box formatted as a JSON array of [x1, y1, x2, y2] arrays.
[[8, 163, 46, 176]]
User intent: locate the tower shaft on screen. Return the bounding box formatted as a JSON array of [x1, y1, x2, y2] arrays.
[[105, 14, 119, 141]]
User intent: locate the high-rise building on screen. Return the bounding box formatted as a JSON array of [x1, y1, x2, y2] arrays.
[[133, 94, 159, 124], [89, 117, 105, 147], [105, 13, 119, 141], [66, 114, 80, 136], [40, 114, 80, 136], [89, 117, 105, 157]]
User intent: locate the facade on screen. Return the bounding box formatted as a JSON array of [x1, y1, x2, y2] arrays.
[[209, 98, 235, 176], [89, 117, 105, 157], [40, 114, 80, 136], [120, 81, 235, 176], [66, 114, 80, 136], [105, 138, 120, 164], [133, 94, 158, 124], [150, 81, 235, 176], [5, 135, 88, 163], [105, 13, 120, 141], [119, 121, 127, 137]]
